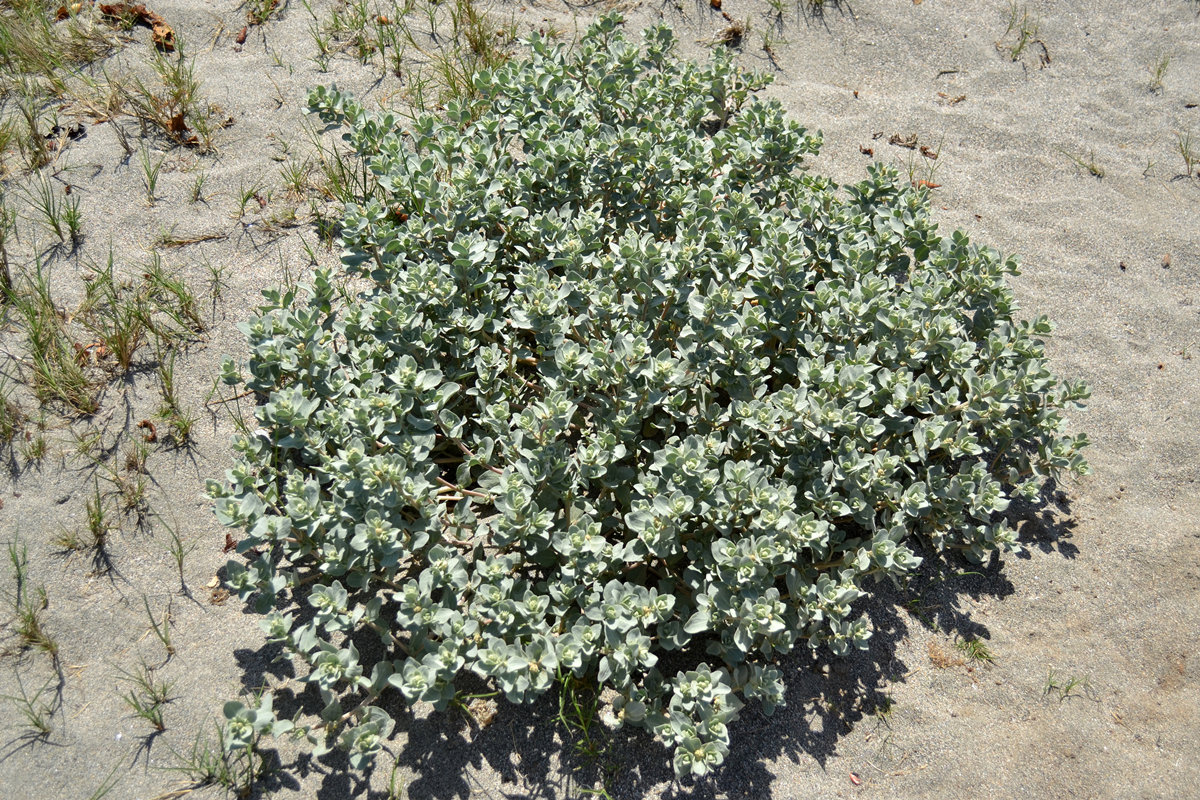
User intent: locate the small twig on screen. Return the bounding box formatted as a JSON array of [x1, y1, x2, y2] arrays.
[[455, 439, 503, 474], [436, 476, 490, 499], [204, 388, 256, 407]]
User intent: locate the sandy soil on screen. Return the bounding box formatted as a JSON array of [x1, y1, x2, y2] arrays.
[[0, 1, 1197, 798]]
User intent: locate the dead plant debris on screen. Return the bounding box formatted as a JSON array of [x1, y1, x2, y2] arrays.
[[928, 641, 965, 669], [99, 3, 176, 50]]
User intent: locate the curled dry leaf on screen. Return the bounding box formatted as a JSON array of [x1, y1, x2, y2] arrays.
[[99, 3, 175, 50], [235, 25, 248, 45], [710, 0, 721, 8], [850, 772, 863, 785], [74, 341, 107, 365], [914, 179, 942, 189], [137, 419, 157, 442], [166, 113, 199, 146], [55, 3, 87, 22]]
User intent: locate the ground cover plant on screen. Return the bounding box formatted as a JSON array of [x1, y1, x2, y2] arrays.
[[208, 14, 1092, 779]]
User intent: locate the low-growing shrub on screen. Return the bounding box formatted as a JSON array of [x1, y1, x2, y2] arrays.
[[210, 14, 1090, 778]]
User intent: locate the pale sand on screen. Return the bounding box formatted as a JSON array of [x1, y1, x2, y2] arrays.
[[0, 1, 1197, 798]]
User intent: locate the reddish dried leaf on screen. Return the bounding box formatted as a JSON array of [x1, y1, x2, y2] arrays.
[[235, 25, 248, 45], [99, 3, 174, 50], [166, 113, 189, 134], [914, 180, 941, 189], [149, 17, 174, 49], [850, 772, 863, 786], [56, 2, 87, 20], [136, 419, 157, 443], [223, 533, 237, 553]]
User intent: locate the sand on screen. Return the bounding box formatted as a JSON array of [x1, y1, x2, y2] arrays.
[[0, 0, 1197, 798]]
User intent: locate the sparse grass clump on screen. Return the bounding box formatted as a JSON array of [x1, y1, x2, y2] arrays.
[[0, 1, 118, 98], [245, 0, 285, 26], [998, 1, 1039, 62], [7, 259, 98, 413], [142, 594, 174, 658], [1148, 51, 1171, 93], [155, 349, 198, 444], [0, 375, 25, 445], [1044, 669, 1091, 702], [1, 671, 57, 739], [121, 38, 223, 150], [1060, 147, 1105, 178], [20, 171, 67, 241], [80, 253, 150, 374], [1178, 129, 1197, 178], [115, 659, 175, 731], [164, 721, 271, 795], [137, 143, 166, 205], [0, 190, 15, 293], [955, 637, 995, 663], [5, 537, 59, 663], [309, 0, 509, 106]]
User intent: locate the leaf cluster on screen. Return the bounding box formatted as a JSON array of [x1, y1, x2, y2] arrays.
[[210, 15, 1089, 778]]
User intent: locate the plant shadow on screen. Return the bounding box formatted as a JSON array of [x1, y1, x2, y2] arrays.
[[224, 547, 1020, 800]]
